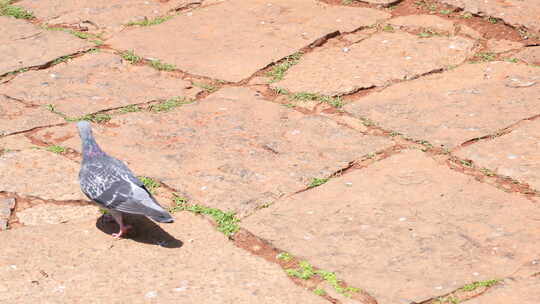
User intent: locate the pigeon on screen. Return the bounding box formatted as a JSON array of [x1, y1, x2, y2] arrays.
[[77, 121, 174, 238]]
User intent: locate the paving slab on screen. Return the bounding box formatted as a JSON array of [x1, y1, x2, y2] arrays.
[[0, 17, 92, 75], [0, 95, 64, 136], [456, 119, 540, 190], [440, 0, 540, 33], [0, 149, 84, 201], [2, 52, 200, 118], [273, 32, 474, 96], [344, 62, 540, 148], [16, 204, 98, 226], [0, 212, 327, 303], [387, 14, 455, 33], [465, 277, 540, 304], [242, 150, 540, 304], [516, 47, 540, 65], [108, 0, 390, 82], [17, 0, 195, 35], [26, 87, 392, 216]]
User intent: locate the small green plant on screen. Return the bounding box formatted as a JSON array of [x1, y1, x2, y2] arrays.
[[266, 52, 303, 82], [0, 0, 33, 19], [52, 55, 73, 65], [120, 50, 142, 64], [342, 0, 353, 4], [126, 15, 173, 26], [317, 270, 360, 297], [46, 145, 66, 154], [292, 92, 343, 108], [460, 12, 473, 19], [439, 9, 451, 15], [473, 52, 496, 63], [119, 104, 141, 113], [170, 195, 240, 237], [138, 176, 160, 194], [277, 252, 293, 261], [4, 67, 29, 77], [77, 113, 112, 123], [313, 288, 327, 296], [418, 29, 440, 38], [434, 296, 460, 304], [487, 17, 498, 24], [461, 279, 500, 291], [286, 261, 316, 280], [480, 168, 496, 177], [505, 58, 519, 63], [150, 97, 191, 112], [308, 177, 329, 188], [193, 82, 218, 93], [382, 24, 394, 32], [389, 131, 401, 137], [273, 87, 289, 95], [149, 59, 176, 71]]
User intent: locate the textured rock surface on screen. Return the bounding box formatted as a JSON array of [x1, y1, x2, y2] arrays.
[[16, 204, 98, 226], [2, 52, 200, 117], [0, 212, 327, 303], [274, 32, 474, 95], [243, 150, 540, 304], [0, 95, 64, 135], [457, 119, 540, 190], [108, 0, 390, 81], [26, 87, 392, 216], [0, 17, 92, 75], [344, 62, 540, 148]]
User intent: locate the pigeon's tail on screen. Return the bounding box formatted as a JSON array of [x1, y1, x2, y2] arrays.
[[148, 211, 174, 223]]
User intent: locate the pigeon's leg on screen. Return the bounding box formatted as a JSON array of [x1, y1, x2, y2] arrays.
[[109, 210, 132, 238]]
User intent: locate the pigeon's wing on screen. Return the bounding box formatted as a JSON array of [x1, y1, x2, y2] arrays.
[[79, 158, 172, 220]]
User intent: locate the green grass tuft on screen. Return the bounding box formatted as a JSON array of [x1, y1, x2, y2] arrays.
[[277, 252, 293, 261], [118, 104, 141, 113], [120, 50, 142, 64], [308, 177, 329, 188], [0, 1, 34, 19], [292, 92, 343, 108], [138, 176, 160, 194], [169, 195, 240, 237], [126, 15, 173, 26], [461, 279, 500, 291], [150, 97, 192, 112], [193, 82, 218, 93], [149, 59, 176, 71], [313, 288, 327, 296], [46, 145, 66, 154], [266, 52, 303, 82]]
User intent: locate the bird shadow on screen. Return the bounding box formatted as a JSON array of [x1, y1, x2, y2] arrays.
[[96, 214, 182, 249]]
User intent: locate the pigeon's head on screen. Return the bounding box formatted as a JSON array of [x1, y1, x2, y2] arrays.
[[77, 121, 93, 141]]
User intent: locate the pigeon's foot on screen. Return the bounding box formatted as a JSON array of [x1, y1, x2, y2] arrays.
[[112, 224, 132, 239]]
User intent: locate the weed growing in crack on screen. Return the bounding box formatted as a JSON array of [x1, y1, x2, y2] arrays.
[[193, 82, 218, 93], [120, 50, 142, 64], [505, 58, 519, 63], [52, 55, 73, 65], [460, 159, 473, 167], [461, 279, 500, 291], [486, 17, 498, 24], [439, 9, 452, 15], [313, 288, 327, 296], [46, 145, 66, 154], [0, 0, 33, 19], [45, 27, 104, 45], [149, 59, 176, 71], [434, 296, 460, 304], [342, 0, 354, 4], [169, 195, 240, 237], [277, 252, 293, 261], [126, 15, 173, 27], [471, 52, 496, 63], [460, 12, 473, 19], [150, 97, 192, 112], [74, 113, 112, 123], [308, 177, 329, 188], [382, 24, 394, 32], [480, 168, 496, 177], [138, 176, 160, 194], [418, 29, 440, 38], [4, 67, 29, 77], [266, 52, 303, 82], [286, 261, 360, 297], [292, 92, 343, 108], [118, 104, 141, 113], [273, 87, 290, 95]]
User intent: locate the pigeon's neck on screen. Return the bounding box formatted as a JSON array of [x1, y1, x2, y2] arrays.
[[81, 137, 105, 159]]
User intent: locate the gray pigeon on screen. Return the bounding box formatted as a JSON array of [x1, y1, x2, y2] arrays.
[[77, 121, 173, 238]]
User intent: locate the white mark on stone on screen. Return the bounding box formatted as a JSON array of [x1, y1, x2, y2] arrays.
[[507, 154, 519, 160], [145, 291, 158, 299], [291, 130, 300, 135], [399, 217, 407, 222]]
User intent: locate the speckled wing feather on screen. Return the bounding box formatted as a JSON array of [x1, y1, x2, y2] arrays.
[[79, 155, 173, 222]]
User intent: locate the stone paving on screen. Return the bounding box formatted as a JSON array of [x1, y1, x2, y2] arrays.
[[1, 0, 539, 303]]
